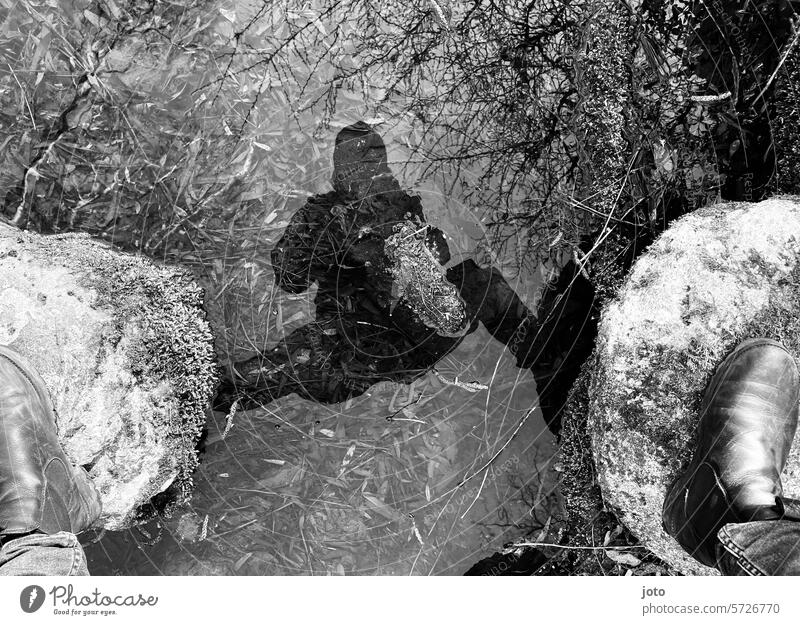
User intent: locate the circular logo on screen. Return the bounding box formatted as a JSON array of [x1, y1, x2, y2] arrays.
[[20, 585, 45, 613]]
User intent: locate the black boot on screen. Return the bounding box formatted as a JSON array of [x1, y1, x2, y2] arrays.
[[0, 346, 101, 540], [663, 338, 800, 567]]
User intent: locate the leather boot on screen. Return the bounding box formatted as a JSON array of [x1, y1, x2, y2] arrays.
[[662, 338, 800, 567], [0, 346, 101, 540]]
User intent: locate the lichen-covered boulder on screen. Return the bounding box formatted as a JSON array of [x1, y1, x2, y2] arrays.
[[0, 223, 217, 529], [589, 197, 800, 575]]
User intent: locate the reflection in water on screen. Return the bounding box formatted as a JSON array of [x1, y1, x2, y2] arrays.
[[220, 121, 585, 434]]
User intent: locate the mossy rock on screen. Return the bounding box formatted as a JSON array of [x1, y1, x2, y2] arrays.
[[587, 197, 800, 575], [773, 41, 800, 194], [384, 220, 469, 337], [0, 223, 217, 529]]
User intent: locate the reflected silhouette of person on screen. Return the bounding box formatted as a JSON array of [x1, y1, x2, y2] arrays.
[[224, 121, 594, 434]]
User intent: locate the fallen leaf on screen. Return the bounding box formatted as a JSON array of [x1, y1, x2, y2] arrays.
[[605, 550, 641, 567], [362, 494, 405, 522], [257, 463, 304, 489], [342, 444, 356, 467], [234, 552, 253, 571]]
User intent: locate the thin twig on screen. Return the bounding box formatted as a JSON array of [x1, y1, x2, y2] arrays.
[[209, 518, 259, 540], [455, 404, 536, 489], [508, 542, 640, 551], [432, 368, 488, 392], [752, 21, 800, 105]]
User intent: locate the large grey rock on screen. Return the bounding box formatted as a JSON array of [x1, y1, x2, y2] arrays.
[[0, 223, 217, 529], [589, 197, 800, 575]]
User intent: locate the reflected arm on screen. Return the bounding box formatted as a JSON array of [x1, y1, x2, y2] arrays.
[[447, 259, 597, 434], [446, 259, 533, 349]]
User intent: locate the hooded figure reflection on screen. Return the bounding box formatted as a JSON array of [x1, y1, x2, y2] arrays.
[[225, 122, 591, 434]]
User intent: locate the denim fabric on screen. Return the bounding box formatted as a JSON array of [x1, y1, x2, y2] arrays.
[[0, 532, 89, 576], [716, 521, 800, 575]]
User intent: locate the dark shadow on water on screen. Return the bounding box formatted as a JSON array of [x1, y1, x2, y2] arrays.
[[217, 121, 596, 437]]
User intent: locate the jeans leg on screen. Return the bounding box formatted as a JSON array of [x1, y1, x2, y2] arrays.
[[0, 532, 89, 576], [716, 521, 800, 575]]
